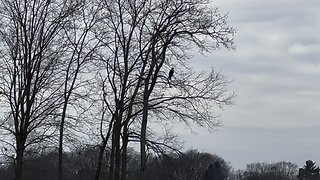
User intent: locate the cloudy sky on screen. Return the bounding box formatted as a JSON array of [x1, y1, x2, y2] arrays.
[[180, 0, 320, 170]]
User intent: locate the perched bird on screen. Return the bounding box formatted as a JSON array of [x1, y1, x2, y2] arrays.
[[168, 67, 174, 80]]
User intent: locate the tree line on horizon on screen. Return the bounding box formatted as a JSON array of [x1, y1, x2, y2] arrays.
[[0, 147, 230, 180], [235, 159, 320, 180], [0, 146, 319, 180]]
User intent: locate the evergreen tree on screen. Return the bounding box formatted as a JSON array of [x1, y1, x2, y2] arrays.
[[298, 160, 320, 180]]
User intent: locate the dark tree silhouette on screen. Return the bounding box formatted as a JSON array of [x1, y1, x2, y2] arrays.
[[94, 0, 235, 180], [0, 1, 82, 179], [203, 162, 224, 180], [0, 147, 230, 180], [238, 161, 298, 180], [298, 160, 320, 180]]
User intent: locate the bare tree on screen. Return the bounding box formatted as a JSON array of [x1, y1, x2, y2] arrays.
[[93, 0, 235, 180], [56, 1, 102, 179], [241, 161, 298, 180], [0, 0, 82, 179]]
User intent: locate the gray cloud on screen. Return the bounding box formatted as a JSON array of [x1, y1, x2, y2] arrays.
[[184, 0, 320, 169]]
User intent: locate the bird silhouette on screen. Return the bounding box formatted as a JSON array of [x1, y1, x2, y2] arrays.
[[168, 67, 174, 80]]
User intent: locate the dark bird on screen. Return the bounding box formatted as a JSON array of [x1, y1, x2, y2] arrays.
[[168, 67, 174, 80]]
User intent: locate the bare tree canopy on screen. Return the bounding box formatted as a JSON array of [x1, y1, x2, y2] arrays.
[[0, 0, 85, 179], [94, 0, 235, 179], [0, 0, 235, 180]]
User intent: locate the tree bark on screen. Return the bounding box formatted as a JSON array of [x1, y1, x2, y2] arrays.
[[94, 140, 107, 180], [120, 125, 128, 180], [108, 135, 115, 180], [58, 106, 67, 180], [140, 81, 149, 180], [114, 116, 122, 180], [14, 134, 26, 180], [109, 115, 123, 180]]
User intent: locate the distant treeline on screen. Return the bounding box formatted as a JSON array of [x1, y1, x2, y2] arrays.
[[0, 146, 318, 180], [0, 147, 229, 180]]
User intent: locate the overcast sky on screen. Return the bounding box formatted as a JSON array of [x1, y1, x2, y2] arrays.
[[180, 0, 320, 170]]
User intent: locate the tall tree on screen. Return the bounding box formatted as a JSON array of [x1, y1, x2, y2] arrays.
[[56, 1, 101, 179], [95, 0, 235, 180], [0, 0, 81, 179]]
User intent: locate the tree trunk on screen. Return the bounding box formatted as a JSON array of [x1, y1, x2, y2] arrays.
[[94, 140, 107, 180], [14, 135, 26, 180], [114, 118, 122, 180], [58, 126, 64, 180], [108, 127, 116, 180], [59, 103, 68, 180], [120, 125, 128, 180], [140, 115, 147, 180], [108, 122, 123, 180], [140, 88, 149, 180]]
